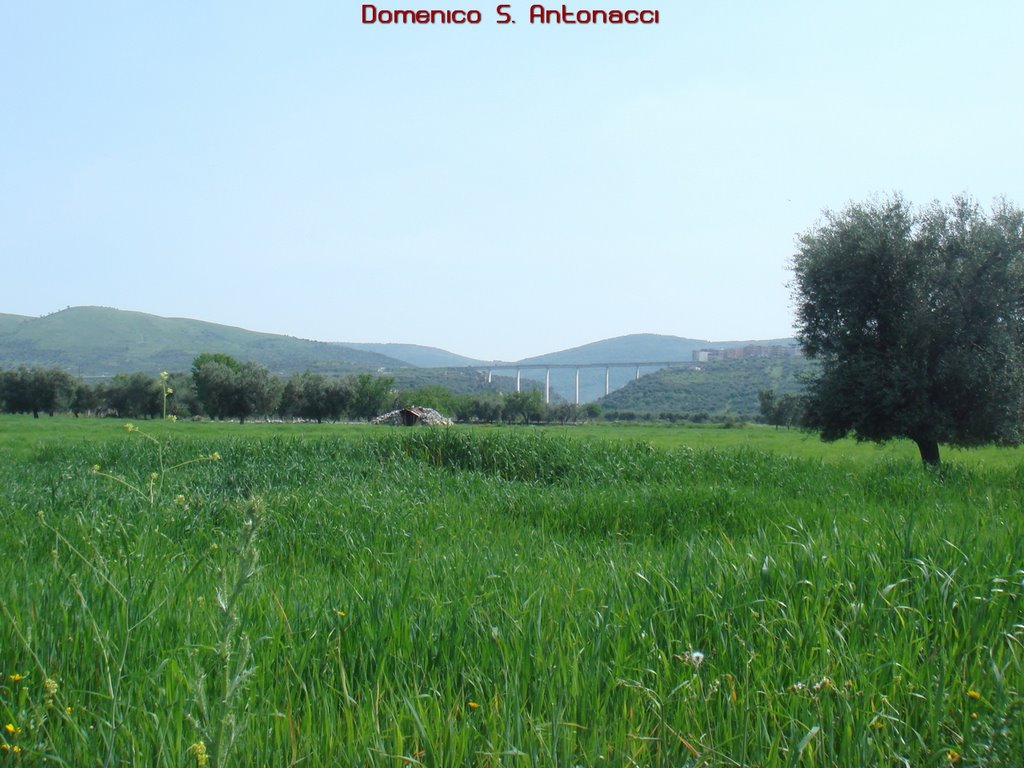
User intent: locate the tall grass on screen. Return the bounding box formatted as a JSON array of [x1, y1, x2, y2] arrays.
[[1, 423, 1021, 765]]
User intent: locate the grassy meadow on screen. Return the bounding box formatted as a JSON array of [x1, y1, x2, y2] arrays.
[[1, 417, 1022, 766]]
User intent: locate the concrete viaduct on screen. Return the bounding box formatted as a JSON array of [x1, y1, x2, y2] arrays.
[[474, 361, 692, 405]]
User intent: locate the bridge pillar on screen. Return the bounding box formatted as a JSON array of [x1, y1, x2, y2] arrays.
[[545, 369, 551, 404], [516, 368, 521, 393], [605, 366, 610, 396], [575, 368, 580, 405]]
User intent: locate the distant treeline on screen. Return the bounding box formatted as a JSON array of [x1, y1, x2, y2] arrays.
[[0, 356, 606, 425], [600, 389, 803, 428], [598, 356, 812, 417], [0, 357, 806, 427]]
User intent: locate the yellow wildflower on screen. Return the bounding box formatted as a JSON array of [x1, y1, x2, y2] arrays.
[[335, 610, 346, 617], [467, 700, 480, 710], [92, 464, 101, 473], [4, 723, 20, 735], [188, 741, 209, 767], [210, 452, 222, 461], [967, 689, 981, 700], [948, 749, 961, 763], [6, 674, 23, 683]]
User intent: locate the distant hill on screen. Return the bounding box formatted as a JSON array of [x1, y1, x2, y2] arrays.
[[340, 342, 485, 368], [515, 333, 796, 366], [597, 356, 815, 416], [0, 307, 407, 377], [0, 307, 803, 407], [0, 313, 31, 335], [511, 333, 799, 403], [388, 367, 531, 396]]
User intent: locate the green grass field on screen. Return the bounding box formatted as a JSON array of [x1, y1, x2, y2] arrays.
[[1, 417, 1022, 766]]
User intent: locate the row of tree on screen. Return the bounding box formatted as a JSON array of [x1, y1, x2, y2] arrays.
[[0, 359, 396, 423], [0, 359, 800, 426], [0, 356, 604, 424]]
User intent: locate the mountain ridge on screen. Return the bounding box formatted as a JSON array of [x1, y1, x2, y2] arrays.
[[339, 342, 486, 368], [0, 306, 406, 377], [0, 307, 798, 384], [517, 333, 797, 366]]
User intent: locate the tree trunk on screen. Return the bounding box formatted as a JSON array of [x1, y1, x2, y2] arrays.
[[914, 437, 940, 466]]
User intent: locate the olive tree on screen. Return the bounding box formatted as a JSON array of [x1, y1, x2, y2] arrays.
[[349, 373, 394, 421], [0, 366, 76, 417], [101, 372, 163, 418], [792, 195, 1024, 465], [280, 372, 353, 423], [192, 353, 280, 423]]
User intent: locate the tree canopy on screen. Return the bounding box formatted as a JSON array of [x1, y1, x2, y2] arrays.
[[0, 366, 75, 418], [792, 194, 1024, 464], [191, 354, 281, 423]]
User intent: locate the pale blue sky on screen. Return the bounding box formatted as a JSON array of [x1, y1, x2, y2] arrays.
[[2, 2, 1022, 360]]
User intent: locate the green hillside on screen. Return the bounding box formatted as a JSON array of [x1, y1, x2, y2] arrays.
[[598, 356, 815, 416], [0, 307, 407, 377], [0, 313, 31, 335], [510, 334, 800, 404], [0, 308, 804, 410], [516, 333, 796, 366], [389, 368, 533, 397], [340, 342, 485, 368]]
